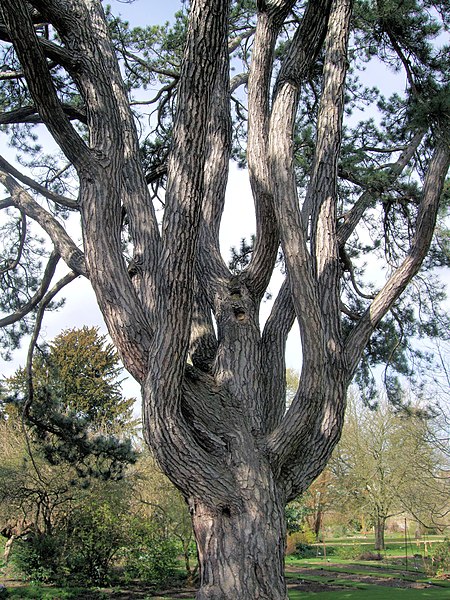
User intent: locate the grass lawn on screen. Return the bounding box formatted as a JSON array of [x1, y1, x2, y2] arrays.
[[2, 539, 449, 599], [288, 589, 450, 599]]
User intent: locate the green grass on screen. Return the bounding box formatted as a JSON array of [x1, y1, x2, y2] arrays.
[[4, 583, 106, 599], [288, 589, 450, 599]]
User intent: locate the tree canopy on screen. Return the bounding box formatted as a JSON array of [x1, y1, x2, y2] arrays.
[[0, 1, 448, 598], [330, 393, 450, 549], [3, 326, 137, 479]]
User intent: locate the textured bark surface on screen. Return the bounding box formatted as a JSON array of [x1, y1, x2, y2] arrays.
[[191, 466, 287, 600], [0, 0, 448, 598], [374, 515, 387, 551]]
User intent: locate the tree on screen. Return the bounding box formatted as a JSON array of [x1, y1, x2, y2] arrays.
[[0, 327, 137, 561], [6, 326, 136, 434], [3, 326, 137, 479], [0, 1, 448, 597], [330, 393, 450, 550]]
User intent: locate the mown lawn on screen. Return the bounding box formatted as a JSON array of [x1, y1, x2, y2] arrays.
[[289, 589, 450, 599], [2, 543, 450, 599]]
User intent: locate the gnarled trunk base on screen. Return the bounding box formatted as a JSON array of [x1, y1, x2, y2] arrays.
[[191, 494, 288, 600]]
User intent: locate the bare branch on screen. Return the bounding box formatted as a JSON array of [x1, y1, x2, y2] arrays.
[[0, 250, 61, 327], [0, 155, 78, 209], [0, 209, 26, 275], [23, 268, 78, 418], [0, 171, 86, 276]]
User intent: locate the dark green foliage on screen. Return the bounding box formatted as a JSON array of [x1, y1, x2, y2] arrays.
[[285, 501, 313, 535], [122, 518, 179, 586], [61, 500, 128, 585], [11, 534, 61, 583], [4, 327, 137, 481], [294, 542, 316, 559]]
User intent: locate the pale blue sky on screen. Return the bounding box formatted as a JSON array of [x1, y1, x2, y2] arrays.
[[109, 0, 184, 26], [1, 1, 448, 405]]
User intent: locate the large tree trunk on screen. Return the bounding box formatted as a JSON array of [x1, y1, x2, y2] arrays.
[[1, 1, 449, 599], [190, 480, 288, 600]]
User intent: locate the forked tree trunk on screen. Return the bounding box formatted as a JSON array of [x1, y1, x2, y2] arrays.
[[190, 484, 288, 600]]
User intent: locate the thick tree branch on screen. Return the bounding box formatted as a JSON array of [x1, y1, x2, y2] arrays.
[[0, 155, 78, 209], [0, 171, 86, 276], [189, 284, 218, 372], [143, 0, 234, 501], [0, 22, 78, 69], [345, 141, 450, 376], [0, 2, 90, 170], [197, 28, 234, 302], [265, 0, 350, 477], [27, 0, 158, 381], [245, 6, 292, 300], [261, 279, 296, 433], [268, 2, 332, 368], [0, 104, 87, 126], [307, 0, 352, 348]]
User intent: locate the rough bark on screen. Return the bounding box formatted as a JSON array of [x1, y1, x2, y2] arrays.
[[374, 514, 387, 551], [190, 464, 287, 600], [0, 0, 448, 598]]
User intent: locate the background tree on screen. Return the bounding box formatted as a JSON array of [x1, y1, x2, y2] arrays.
[[3, 326, 137, 478], [330, 393, 450, 550], [6, 326, 136, 433], [0, 1, 448, 598], [0, 327, 137, 571]]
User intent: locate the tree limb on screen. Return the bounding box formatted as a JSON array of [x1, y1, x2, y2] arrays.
[[0, 155, 78, 209], [0, 171, 86, 276], [337, 130, 425, 246], [0, 104, 87, 126], [0, 251, 61, 327], [345, 141, 450, 376], [0, 2, 90, 170]]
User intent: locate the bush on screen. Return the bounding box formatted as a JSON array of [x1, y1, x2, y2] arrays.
[[430, 539, 450, 576], [286, 527, 316, 555], [335, 544, 364, 560], [122, 518, 179, 586], [294, 542, 316, 559], [9, 497, 129, 586], [63, 500, 127, 584], [10, 534, 61, 582]]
